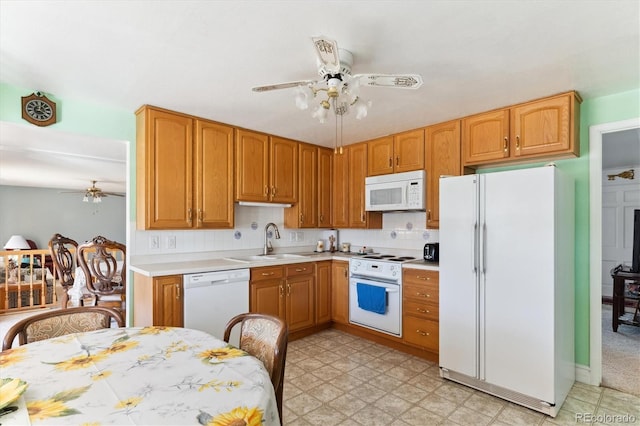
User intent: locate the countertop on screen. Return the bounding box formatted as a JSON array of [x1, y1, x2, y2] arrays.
[[130, 250, 439, 277]]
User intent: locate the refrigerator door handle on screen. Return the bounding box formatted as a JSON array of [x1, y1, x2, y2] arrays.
[[472, 222, 479, 273], [481, 222, 487, 274]]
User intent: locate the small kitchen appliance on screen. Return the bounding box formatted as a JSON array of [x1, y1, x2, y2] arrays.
[[423, 243, 439, 262]]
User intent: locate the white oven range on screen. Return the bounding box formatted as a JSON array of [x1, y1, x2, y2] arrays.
[[349, 254, 416, 336]]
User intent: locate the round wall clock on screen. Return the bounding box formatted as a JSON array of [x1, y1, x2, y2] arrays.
[[21, 92, 57, 127]]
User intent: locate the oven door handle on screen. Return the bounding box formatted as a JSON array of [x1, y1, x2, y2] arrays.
[[349, 282, 399, 293]]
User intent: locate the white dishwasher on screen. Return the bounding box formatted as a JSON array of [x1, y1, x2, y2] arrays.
[[183, 269, 250, 347]]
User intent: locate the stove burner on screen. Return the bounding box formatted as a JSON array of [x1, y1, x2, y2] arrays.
[[397, 256, 416, 260], [361, 254, 417, 262], [379, 254, 395, 258], [363, 255, 383, 259]]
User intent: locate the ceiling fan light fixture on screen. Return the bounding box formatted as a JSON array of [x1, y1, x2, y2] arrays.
[[83, 194, 89, 203], [93, 195, 102, 203]]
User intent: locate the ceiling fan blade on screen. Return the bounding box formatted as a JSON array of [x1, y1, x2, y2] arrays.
[[252, 80, 315, 92], [101, 192, 125, 197], [353, 74, 424, 89], [311, 36, 340, 74]]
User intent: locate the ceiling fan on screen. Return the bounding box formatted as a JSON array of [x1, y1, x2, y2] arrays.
[[252, 36, 423, 123], [61, 180, 124, 203]]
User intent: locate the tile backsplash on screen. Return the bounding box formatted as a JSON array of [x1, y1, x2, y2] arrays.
[[131, 205, 438, 258]]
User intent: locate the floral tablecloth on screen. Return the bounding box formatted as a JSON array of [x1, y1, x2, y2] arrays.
[[0, 327, 280, 425]]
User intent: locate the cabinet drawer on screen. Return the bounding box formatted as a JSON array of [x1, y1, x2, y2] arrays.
[[403, 316, 439, 352], [403, 281, 438, 302], [285, 262, 314, 277], [404, 299, 439, 321], [251, 265, 284, 282], [403, 269, 439, 285]]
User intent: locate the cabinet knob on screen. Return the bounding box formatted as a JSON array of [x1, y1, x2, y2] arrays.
[[295, 268, 306, 272], [417, 308, 430, 314], [271, 186, 277, 196], [198, 209, 203, 223], [416, 329, 430, 336], [417, 275, 430, 281], [388, 158, 392, 167], [503, 137, 508, 152], [187, 208, 193, 225], [416, 292, 431, 298], [516, 135, 520, 150], [279, 285, 284, 296], [176, 284, 181, 300], [261, 272, 274, 276], [286, 283, 291, 295], [396, 156, 399, 166], [264, 186, 269, 196]]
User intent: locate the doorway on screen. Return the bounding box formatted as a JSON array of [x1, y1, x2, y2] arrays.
[[589, 117, 640, 391]]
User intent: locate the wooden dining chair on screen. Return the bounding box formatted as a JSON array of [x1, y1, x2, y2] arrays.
[[76, 236, 126, 313], [48, 233, 78, 308], [2, 306, 124, 350], [223, 313, 288, 421]]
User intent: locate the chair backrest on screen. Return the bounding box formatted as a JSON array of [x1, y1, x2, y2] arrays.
[[223, 313, 288, 420], [48, 233, 78, 291], [2, 306, 124, 350], [77, 236, 126, 297]]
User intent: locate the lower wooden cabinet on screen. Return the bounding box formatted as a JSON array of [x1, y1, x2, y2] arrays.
[[331, 260, 349, 325], [250, 263, 315, 333], [315, 261, 332, 325], [402, 268, 439, 354], [133, 273, 184, 327]]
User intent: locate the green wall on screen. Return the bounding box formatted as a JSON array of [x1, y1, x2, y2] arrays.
[[0, 82, 137, 219], [2, 81, 640, 368]]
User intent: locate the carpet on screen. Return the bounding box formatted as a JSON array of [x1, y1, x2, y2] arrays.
[[601, 304, 640, 396]]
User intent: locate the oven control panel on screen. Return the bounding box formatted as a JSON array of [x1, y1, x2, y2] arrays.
[[350, 259, 401, 281]]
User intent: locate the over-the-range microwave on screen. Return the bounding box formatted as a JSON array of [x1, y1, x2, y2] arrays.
[[365, 170, 425, 212]]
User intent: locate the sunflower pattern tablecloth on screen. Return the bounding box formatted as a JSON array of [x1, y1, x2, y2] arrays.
[[0, 326, 280, 425]]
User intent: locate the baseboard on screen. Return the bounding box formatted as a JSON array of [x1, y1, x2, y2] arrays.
[[575, 363, 595, 385]]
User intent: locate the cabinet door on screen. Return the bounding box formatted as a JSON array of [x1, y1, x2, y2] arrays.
[[250, 279, 285, 321], [270, 137, 298, 203], [286, 275, 315, 332], [138, 108, 194, 229], [367, 136, 394, 176], [332, 150, 350, 228], [317, 147, 333, 228], [331, 261, 349, 324], [394, 129, 425, 173], [315, 261, 332, 325], [153, 275, 184, 327], [348, 143, 368, 228], [235, 129, 269, 202], [426, 120, 460, 228], [510, 94, 574, 158], [462, 109, 510, 166], [298, 143, 317, 227], [195, 120, 234, 228]]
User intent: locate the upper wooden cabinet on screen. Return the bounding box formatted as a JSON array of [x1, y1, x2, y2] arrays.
[[317, 147, 333, 228], [425, 120, 461, 229], [284, 143, 318, 228], [462, 91, 581, 167], [344, 143, 382, 229], [136, 106, 234, 229], [195, 120, 235, 228], [367, 129, 425, 176], [235, 130, 298, 203]]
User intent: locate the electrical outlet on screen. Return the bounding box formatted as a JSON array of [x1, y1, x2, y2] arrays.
[[289, 232, 296, 242], [296, 231, 304, 242], [149, 235, 159, 249], [167, 236, 176, 249]]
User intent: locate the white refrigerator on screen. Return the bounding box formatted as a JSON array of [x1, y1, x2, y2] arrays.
[[439, 166, 575, 417]]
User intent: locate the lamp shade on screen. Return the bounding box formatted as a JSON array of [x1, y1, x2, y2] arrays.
[[3, 235, 30, 250]]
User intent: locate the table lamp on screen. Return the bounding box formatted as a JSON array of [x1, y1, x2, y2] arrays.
[[3, 235, 30, 283]]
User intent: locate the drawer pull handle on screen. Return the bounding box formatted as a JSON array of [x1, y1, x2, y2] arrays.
[[295, 268, 306, 272], [416, 329, 430, 336], [417, 276, 430, 281], [416, 308, 430, 314], [261, 272, 275, 276], [416, 292, 430, 298]]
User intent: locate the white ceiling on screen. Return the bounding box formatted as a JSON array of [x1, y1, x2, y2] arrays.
[[0, 0, 639, 191]]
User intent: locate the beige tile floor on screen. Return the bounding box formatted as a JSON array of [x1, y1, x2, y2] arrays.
[[282, 329, 640, 426]]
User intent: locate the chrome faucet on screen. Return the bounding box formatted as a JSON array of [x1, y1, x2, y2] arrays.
[[263, 222, 281, 255]]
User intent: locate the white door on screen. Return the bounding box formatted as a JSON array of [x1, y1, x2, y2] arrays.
[[481, 167, 556, 401], [601, 167, 640, 297], [439, 174, 479, 377]]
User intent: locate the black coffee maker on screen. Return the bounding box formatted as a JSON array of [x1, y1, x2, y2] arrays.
[[423, 243, 439, 262]]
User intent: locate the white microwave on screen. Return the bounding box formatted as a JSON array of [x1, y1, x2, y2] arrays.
[[365, 170, 426, 211]]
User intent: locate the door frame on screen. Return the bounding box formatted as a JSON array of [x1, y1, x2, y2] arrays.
[[588, 117, 640, 385]]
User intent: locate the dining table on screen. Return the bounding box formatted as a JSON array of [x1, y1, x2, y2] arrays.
[[0, 326, 280, 425]]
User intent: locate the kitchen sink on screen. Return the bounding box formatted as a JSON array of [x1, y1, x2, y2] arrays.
[[224, 253, 308, 263]]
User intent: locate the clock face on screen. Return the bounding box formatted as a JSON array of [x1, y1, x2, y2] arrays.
[[25, 99, 54, 121]]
